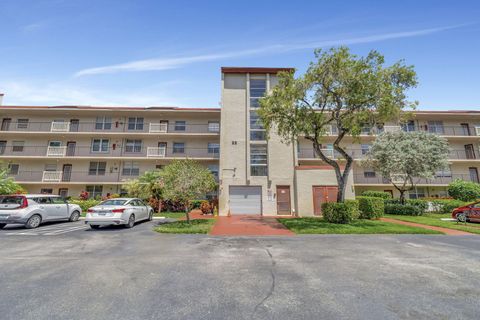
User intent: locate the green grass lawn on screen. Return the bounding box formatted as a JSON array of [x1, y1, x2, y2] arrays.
[[384, 213, 480, 235], [153, 212, 186, 219], [154, 219, 215, 234], [278, 217, 443, 234]]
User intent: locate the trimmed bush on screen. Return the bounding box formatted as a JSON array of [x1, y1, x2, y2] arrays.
[[361, 191, 392, 200], [384, 199, 428, 213], [430, 199, 468, 214], [384, 204, 423, 216], [68, 199, 101, 212], [322, 200, 360, 224], [357, 196, 384, 219], [447, 179, 480, 202], [189, 200, 204, 209]]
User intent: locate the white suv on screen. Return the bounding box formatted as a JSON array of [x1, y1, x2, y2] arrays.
[[0, 194, 82, 229]]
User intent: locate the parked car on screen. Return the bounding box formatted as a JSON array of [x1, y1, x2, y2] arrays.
[[85, 198, 153, 229], [452, 201, 480, 222], [0, 194, 82, 229]]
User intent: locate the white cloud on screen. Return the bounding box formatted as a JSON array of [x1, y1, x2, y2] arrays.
[[74, 24, 464, 77]]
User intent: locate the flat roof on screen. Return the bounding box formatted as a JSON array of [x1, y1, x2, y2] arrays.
[[0, 105, 221, 112], [221, 67, 295, 74]]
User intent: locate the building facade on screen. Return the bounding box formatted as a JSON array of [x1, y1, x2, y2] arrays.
[[1, 67, 479, 216]]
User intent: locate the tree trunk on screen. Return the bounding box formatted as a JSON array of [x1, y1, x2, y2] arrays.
[[399, 191, 406, 205], [185, 203, 190, 223]]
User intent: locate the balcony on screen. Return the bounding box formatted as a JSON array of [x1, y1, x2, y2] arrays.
[[46, 146, 67, 157], [0, 121, 220, 134], [42, 171, 63, 182], [353, 173, 477, 185], [0, 145, 220, 159]]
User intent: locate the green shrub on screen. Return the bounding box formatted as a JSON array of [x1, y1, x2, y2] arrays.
[[322, 200, 359, 224], [384, 204, 423, 216], [430, 199, 468, 214], [189, 200, 204, 209], [384, 199, 428, 213], [68, 199, 101, 212], [357, 196, 384, 219], [447, 179, 480, 202], [361, 191, 392, 200]]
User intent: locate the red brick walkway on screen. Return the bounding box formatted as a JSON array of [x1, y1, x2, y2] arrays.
[[380, 218, 474, 235], [210, 215, 295, 236]]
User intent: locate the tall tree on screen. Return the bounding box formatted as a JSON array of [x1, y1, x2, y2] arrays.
[[258, 47, 418, 202], [364, 131, 450, 204], [160, 159, 217, 222]]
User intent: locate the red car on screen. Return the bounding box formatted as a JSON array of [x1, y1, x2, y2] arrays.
[[452, 201, 480, 222]]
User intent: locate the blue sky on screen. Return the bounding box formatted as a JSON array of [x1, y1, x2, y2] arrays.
[[0, 0, 479, 110]]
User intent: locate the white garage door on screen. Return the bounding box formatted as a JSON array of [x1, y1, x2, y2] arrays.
[[229, 186, 262, 215]]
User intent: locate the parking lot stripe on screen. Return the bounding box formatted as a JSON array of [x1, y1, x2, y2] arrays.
[[43, 225, 88, 235], [3, 223, 88, 236]]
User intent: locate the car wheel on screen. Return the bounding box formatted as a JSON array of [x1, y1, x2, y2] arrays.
[[456, 212, 467, 222], [69, 211, 80, 222], [125, 214, 135, 228], [90, 225, 100, 229], [25, 215, 42, 229], [0, 223, 6, 229], [148, 211, 153, 221]]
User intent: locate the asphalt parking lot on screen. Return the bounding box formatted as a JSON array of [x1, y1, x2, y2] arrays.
[[0, 220, 479, 320]]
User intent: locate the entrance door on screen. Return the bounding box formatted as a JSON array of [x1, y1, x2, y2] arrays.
[[313, 186, 338, 216], [465, 144, 476, 159], [0, 141, 6, 155], [160, 120, 169, 133], [1, 118, 11, 131], [276, 186, 291, 215], [70, 119, 79, 132], [461, 123, 471, 136], [469, 167, 479, 183], [66, 141, 76, 156], [62, 164, 72, 182], [229, 186, 262, 215]]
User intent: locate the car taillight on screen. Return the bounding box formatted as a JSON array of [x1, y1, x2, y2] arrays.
[[112, 208, 125, 213], [87, 209, 94, 213], [19, 197, 28, 209]]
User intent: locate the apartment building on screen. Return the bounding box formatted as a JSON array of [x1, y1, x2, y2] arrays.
[[1, 67, 479, 216], [0, 105, 220, 198]]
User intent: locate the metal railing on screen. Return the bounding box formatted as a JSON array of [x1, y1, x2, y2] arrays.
[[353, 173, 478, 185], [0, 121, 220, 134], [42, 171, 63, 182], [13, 171, 126, 183], [0, 145, 220, 159]]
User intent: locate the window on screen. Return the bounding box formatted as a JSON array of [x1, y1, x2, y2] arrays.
[[250, 111, 266, 141], [86, 185, 103, 199], [44, 164, 57, 171], [363, 170, 376, 178], [435, 168, 452, 178], [58, 188, 68, 198], [250, 144, 268, 176], [428, 121, 444, 134], [155, 165, 164, 170], [361, 144, 371, 155], [208, 143, 220, 155], [51, 197, 66, 204], [89, 162, 106, 175], [125, 139, 142, 153], [174, 121, 186, 131], [91, 139, 109, 153], [8, 164, 19, 175], [122, 161, 140, 176], [128, 117, 144, 130], [401, 120, 416, 132], [250, 78, 266, 108], [40, 189, 53, 195], [208, 164, 219, 180], [17, 119, 29, 129], [12, 141, 24, 152], [173, 142, 185, 154], [469, 167, 479, 183], [0, 141, 5, 155], [95, 116, 112, 130], [208, 121, 220, 132], [361, 126, 372, 135], [409, 187, 426, 199]]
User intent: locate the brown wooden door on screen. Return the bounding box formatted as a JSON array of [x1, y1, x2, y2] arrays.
[[62, 164, 72, 182], [66, 141, 76, 156], [313, 186, 338, 216], [276, 186, 291, 215]]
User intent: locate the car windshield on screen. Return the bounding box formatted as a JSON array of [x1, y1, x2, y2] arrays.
[[99, 199, 128, 206], [0, 196, 24, 204]]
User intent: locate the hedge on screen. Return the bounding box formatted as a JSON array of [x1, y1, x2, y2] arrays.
[[68, 199, 101, 212], [429, 199, 468, 214], [384, 199, 428, 213], [357, 196, 384, 219], [322, 200, 360, 224], [384, 204, 423, 216], [447, 179, 480, 202], [361, 191, 392, 200]]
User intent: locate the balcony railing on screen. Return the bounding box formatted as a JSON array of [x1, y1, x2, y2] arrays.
[[0, 121, 220, 134], [50, 122, 70, 132], [0, 145, 219, 159], [42, 171, 63, 182], [353, 173, 478, 185], [46, 146, 67, 157]]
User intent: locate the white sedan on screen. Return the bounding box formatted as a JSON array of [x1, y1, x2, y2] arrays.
[[85, 198, 154, 229]]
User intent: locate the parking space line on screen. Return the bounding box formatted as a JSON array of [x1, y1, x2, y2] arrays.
[[43, 225, 88, 235], [2, 222, 88, 236]]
